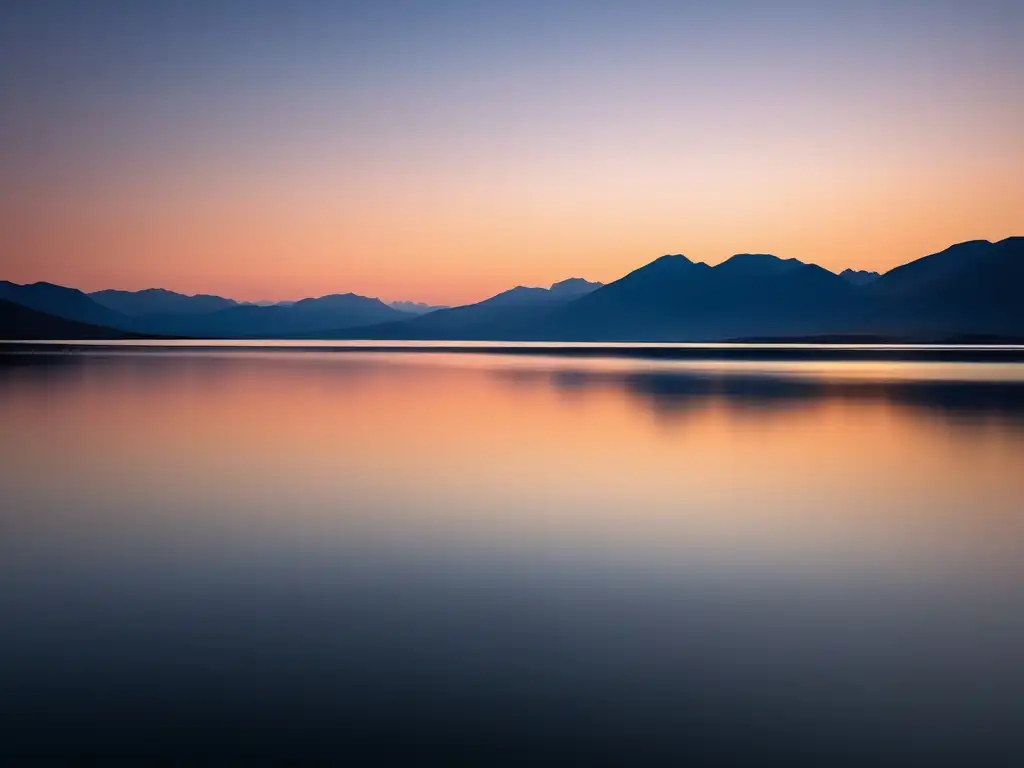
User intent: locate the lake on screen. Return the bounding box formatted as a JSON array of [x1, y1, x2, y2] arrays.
[[2, 345, 1024, 763]]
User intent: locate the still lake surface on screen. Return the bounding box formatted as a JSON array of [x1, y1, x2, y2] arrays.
[[3, 344, 1024, 762]]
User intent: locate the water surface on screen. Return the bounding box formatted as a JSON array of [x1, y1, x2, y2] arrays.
[[2, 347, 1023, 763]]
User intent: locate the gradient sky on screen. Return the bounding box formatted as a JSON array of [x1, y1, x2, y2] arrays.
[[1, 0, 1021, 304]]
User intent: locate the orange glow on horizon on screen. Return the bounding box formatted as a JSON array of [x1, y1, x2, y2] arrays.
[[3, 132, 1021, 305], [2, 2, 1020, 305]]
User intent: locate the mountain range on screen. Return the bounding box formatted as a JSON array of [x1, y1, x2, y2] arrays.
[[0, 298, 149, 340], [1, 237, 1021, 342]]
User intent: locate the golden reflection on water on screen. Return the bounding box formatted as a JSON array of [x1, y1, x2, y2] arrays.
[[1, 351, 1023, 567]]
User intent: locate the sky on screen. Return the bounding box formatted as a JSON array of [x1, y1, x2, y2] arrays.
[[1, 0, 1021, 305]]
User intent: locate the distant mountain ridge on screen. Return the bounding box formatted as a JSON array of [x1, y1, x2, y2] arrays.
[[0, 282, 416, 338], [839, 269, 880, 286], [333, 278, 605, 339], [388, 301, 448, 315], [135, 292, 411, 337], [2, 238, 1021, 341], [91, 288, 238, 316]]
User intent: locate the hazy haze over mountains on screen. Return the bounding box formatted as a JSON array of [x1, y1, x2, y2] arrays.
[[388, 301, 449, 315], [2, 239, 1021, 342], [839, 269, 880, 286]]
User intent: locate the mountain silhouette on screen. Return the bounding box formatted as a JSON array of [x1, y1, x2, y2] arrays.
[[547, 277, 605, 298], [541, 254, 857, 341], [0, 298, 141, 339], [862, 237, 1024, 337], [324, 278, 604, 339], [2, 238, 1021, 341], [90, 288, 238, 316], [0, 281, 131, 329], [325, 240, 1020, 341], [839, 269, 880, 286], [868, 239, 996, 295], [133, 292, 411, 337], [713, 253, 807, 277], [1, 282, 418, 338], [388, 301, 448, 315]]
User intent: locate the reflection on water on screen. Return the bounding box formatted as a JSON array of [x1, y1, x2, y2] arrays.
[[2, 349, 1024, 763]]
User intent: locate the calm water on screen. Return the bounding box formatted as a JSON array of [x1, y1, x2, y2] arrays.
[[2, 347, 1024, 763]]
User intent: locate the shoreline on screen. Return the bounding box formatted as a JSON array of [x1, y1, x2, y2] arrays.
[[4, 340, 1024, 363]]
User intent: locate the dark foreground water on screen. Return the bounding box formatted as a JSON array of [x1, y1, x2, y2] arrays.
[[2, 347, 1024, 764]]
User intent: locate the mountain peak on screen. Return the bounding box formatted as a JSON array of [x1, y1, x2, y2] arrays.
[[724, 253, 784, 261], [632, 254, 696, 275], [874, 239, 999, 291], [549, 277, 603, 297], [948, 239, 992, 249], [612, 254, 702, 289], [716, 253, 806, 277], [13, 280, 77, 292], [3, 280, 91, 298], [296, 292, 389, 308], [0, 279, 128, 328], [650, 254, 693, 266]]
